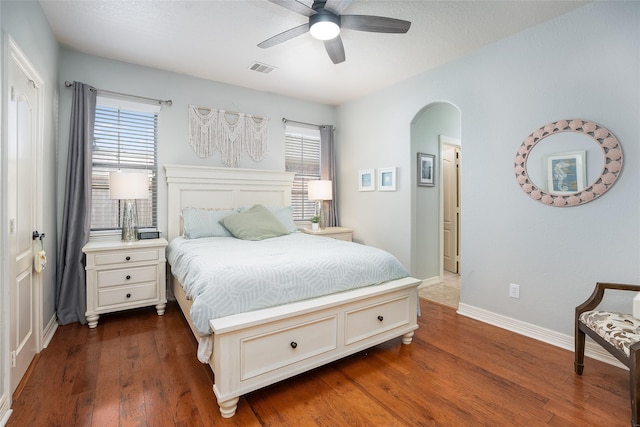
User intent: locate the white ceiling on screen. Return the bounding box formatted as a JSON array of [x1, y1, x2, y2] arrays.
[[40, 0, 587, 105]]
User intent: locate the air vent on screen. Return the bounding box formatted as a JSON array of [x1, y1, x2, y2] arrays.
[[249, 62, 276, 74]]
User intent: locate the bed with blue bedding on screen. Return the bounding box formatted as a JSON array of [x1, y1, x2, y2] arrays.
[[167, 232, 410, 337], [164, 164, 420, 419]]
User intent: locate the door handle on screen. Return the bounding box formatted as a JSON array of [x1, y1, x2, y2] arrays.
[[32, 231, 45, 240]]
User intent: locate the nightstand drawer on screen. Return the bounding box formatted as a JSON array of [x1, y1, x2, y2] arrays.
[[344, 295, 411, 345], [98, 283, 158, 307], [97, 265, 157, 288], [301, 227, 353, 242], [326, 232, 351, 241], [95, 249, 160, 266]]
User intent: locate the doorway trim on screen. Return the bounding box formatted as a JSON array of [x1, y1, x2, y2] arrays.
[[439, 135, 461, 279]]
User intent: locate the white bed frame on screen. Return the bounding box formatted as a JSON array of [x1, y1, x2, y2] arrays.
[[165, 164, 420, 418]]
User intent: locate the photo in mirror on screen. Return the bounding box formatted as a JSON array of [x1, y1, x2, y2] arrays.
[[546, 151, 586, 194], [514, 119, 622, 207]]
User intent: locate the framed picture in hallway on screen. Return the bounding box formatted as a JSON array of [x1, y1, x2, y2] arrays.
[[418, 153, 435, 187]]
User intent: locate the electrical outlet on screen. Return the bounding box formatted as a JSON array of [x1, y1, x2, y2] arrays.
[[509, 283, 520, 299]]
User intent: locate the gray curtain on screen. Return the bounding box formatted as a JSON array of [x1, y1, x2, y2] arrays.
[[320, 125, 338, 227], [56, 82, 96, 325]]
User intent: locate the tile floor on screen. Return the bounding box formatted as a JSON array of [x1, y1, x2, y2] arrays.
[[418, 271, 460, 309]]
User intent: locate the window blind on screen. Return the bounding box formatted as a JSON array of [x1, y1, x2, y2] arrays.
[[285, 128, 321, 221], [91, 102, 158, 232]]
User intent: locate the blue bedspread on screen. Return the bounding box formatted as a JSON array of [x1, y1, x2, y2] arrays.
[[167, 232, 409, 336]]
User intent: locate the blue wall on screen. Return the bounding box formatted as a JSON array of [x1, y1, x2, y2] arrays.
[[337, 1, 640, 337]]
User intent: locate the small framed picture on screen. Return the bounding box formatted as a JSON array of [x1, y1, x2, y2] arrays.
[[378, 167, 397, 191], [418, 153, 435, 187], [545, 151, 586, 194], [358, 169, 375, 191]]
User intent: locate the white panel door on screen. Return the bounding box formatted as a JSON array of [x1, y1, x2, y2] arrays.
[[442, 145, 460, 274], [7, 49, 39, 394]]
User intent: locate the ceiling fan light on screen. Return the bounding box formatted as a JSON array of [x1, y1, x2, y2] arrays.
[[310, 21, 340, 40], [309, 10, 340, 40]]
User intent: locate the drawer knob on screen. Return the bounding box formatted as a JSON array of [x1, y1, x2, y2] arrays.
[[126, 293, 131, 298], [126, 275, 131, 280], [377, 315, 384, 322], [125, 256, 131, 261], [290, 341, 298, 349]]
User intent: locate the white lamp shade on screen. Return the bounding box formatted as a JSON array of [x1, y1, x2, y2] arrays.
[[308, 180, 333, 201], [109, 171, 149, 200]]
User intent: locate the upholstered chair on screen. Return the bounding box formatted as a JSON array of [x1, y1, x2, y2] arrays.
[[575, 282, 640, 427]]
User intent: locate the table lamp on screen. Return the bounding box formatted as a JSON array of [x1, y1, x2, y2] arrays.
[[109, 171, 149, 242], [307, 180, 333, 228]]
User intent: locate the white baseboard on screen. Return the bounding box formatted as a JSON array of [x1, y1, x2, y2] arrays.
[[418, 276, 441, 288], [0, 410, 12, 427], [0, 394, 11, 427], [457, 302, 626, 370], [42, 314, 58, 349]]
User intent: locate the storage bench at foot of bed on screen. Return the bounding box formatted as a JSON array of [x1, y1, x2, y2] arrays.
[[209, 276, 420, 418]]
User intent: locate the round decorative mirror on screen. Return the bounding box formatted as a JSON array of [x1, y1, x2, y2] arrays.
[[514, 119, 623, 207]]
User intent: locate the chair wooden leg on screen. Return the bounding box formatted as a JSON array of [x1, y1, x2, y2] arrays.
[[631, 345, 640, 427], [575, 325, 585, 375]]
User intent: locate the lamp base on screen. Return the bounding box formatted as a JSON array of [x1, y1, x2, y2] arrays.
[[316, 200, 325, 229], [121, 199, 139, 242]]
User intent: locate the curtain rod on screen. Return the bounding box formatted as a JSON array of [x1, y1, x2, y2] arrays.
[[64, 81, 172, 106], [282, 118, 336, 131], [282, 117, 320, 128]]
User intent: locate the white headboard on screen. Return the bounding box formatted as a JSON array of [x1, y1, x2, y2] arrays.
[[164, 165, 295, 241]]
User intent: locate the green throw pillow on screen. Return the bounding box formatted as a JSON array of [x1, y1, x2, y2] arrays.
[[219, 204, 290, 240]]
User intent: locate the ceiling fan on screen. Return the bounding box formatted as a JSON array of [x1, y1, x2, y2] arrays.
[[258, 0, 411, 64]]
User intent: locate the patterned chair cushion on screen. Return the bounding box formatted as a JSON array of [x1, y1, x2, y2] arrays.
[[580, 310, 640, 357]]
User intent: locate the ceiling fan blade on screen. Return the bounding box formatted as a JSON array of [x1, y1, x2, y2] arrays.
[[258, 23, 310, 48], [267, 0, 315, 17], [341, 15, 411, 33], [324, 0, 352, 15], [324, 36, 345, 64]]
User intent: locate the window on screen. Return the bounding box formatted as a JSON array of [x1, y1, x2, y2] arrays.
[[91, 97, 159, 232], [285, 126, 321, 221]]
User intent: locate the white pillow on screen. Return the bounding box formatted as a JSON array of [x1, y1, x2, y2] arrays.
[[182, 207, 238, 239]]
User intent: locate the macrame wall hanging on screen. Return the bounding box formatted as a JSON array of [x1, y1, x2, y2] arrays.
[[188, 105, 269, 167]]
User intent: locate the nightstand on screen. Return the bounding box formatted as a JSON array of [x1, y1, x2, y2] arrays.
[[82, 238, 168, 328], [301, 226, 353, 242]]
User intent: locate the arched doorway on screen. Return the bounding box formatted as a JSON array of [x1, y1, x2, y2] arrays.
[[410, 102, 461, 285]]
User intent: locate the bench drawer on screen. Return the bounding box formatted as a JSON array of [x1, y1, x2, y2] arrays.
[[240, 315, 337, 380], [345, 295, 411, 345]]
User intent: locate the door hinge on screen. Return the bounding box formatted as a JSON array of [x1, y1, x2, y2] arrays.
[[11, 86, 15, 102], [10, 351, 16, 368]]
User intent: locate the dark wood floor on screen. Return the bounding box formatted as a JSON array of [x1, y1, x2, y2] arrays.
[[8, 298, 630, 426]]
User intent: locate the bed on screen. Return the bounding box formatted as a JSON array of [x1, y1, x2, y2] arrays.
[[164, 164, 420, 418]]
